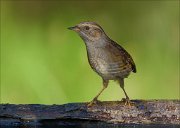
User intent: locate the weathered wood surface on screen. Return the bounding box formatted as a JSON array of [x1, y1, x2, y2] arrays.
[[0, 100, 180, 127]]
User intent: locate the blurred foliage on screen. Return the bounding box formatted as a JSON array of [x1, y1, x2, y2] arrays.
[[1, 0, 179, 104]]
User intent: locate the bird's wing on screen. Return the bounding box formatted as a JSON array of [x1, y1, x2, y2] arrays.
[[105, 40, 136, 74]]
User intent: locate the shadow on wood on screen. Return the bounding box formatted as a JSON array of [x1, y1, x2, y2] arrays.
[[0, 100, 179, 127]]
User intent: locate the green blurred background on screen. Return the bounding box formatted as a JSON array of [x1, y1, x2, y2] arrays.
[[1, 0, 179, 104]]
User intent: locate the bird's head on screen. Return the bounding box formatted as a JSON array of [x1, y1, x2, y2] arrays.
[[68, 22, 106, 42]]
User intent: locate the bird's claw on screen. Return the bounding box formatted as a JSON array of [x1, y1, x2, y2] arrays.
[[87, 98, 100, 107], [122, 98, 133, 106]]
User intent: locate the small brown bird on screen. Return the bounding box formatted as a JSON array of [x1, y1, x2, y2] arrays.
[[68, 22, 136, 105]]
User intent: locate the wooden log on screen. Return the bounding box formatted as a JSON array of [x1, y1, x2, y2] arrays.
[[0, 100, 180, 127]]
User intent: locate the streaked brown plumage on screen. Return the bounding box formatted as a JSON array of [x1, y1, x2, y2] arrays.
[[68, 21, 136, 105]]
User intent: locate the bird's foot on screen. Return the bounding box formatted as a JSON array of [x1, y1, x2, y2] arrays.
[[87, 98, 100, 107], [121, 98, 133, 106]]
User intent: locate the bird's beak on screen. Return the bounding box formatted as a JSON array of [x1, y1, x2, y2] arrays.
[[68, 26, 80, 32]]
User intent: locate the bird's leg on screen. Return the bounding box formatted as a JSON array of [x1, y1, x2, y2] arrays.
[[88, 79, 109, 107], [121, 86, 131, 106], [119, 78, 131, 106]]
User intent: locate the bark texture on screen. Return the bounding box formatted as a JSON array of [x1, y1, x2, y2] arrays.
[[0, 100, 179, 127]]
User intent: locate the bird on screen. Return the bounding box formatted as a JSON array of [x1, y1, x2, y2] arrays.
[[68, 21, 136, 106]]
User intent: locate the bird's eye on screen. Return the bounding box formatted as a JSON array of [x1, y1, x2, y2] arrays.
[[85, 26, 90, 30]]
